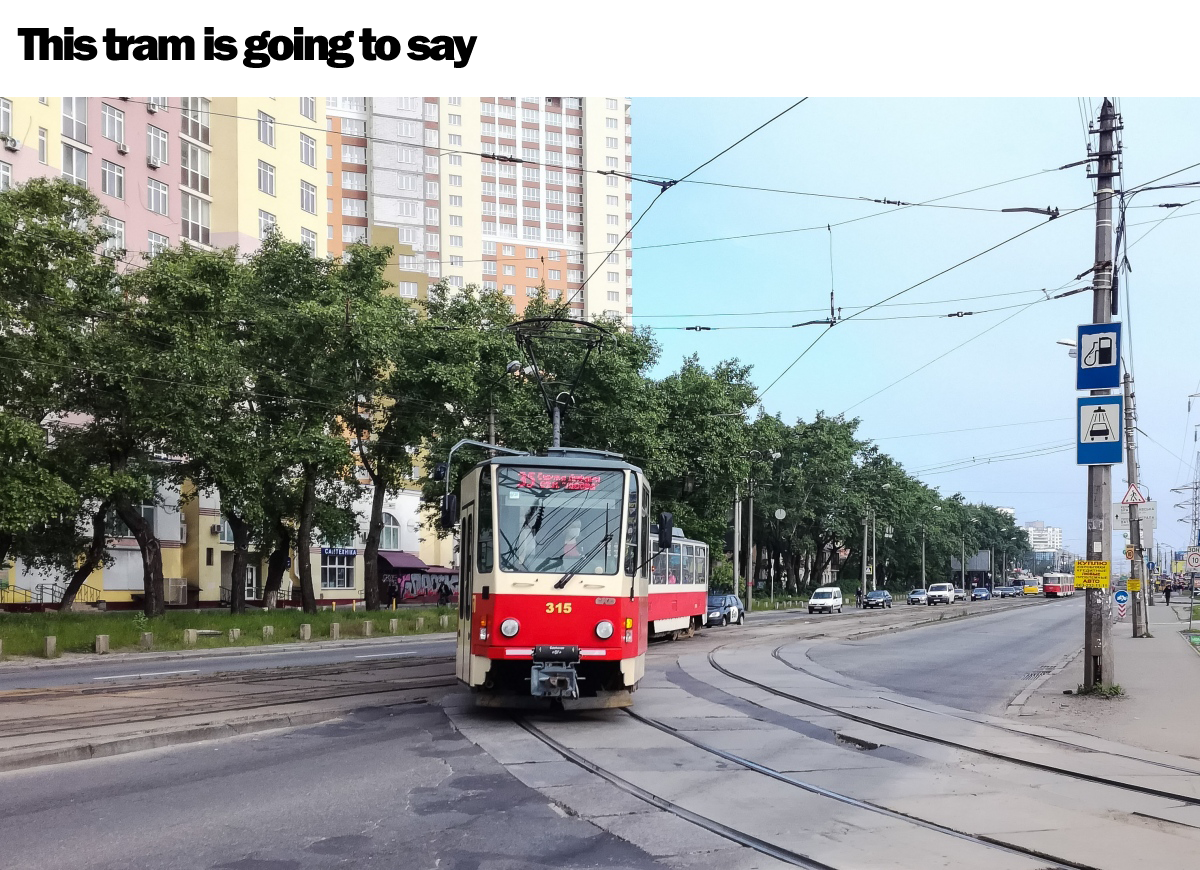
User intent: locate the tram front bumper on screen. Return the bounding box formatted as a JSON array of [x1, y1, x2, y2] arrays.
[[530, 645, 581, 698]]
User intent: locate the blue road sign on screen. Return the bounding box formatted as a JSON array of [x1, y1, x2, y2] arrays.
[[1114, 590, 1130, 605], [1077, 395, 1124, 465], [1148, 562, 1156, 572], [1077, 323, 1122, 390]]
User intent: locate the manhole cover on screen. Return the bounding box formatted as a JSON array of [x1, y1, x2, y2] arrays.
[[1022, 666, 1053, 680]]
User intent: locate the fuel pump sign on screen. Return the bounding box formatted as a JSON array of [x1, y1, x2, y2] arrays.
[[1077, 323, 1122, 390]]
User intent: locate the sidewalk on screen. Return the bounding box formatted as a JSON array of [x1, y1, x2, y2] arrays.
[[1013, 595, 1200, 759]]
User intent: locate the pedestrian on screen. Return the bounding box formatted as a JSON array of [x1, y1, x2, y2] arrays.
[[437, 581, 451, 607], [856, 587, 863, 609], [1165, 584, 1173, 606]]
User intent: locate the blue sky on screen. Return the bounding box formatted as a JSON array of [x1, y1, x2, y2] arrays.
[[630, 98, 1200, 560]]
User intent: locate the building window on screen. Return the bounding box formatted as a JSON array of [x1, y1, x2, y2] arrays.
[[147, 97, 169, 112], [182, 194, 210, 245], [300, 227, 317, 254], [607, 214, 619, 225], [606, 233, 619, 244], [502, 264, 515, 276], [397, 281, 418, 298], [482, 261, 496, 275], [327, 225, 333, 239], [102, 216, 125, 253], [147, 178, 169, 216], [301, 181, 317, 214], [342, 171, 367, 191], [300, 133, 316, 167], [449, 235, 463, 247], [525, 267, 539, 278], [425, 206, 439, 224], [38, 128, 47, 164], [449, 174, 462, 187], [424, 155, 439, 173], [548, 269, 561, 280], [258, 160, 275, 195], [180, 142, 210, 194], [100, 160, 124, 199], [503, 284, 515, 296], [147, 126, 169, 165], [320, 553, 355, 589], [448, 195, 462, 207], [447, 134, 462, 146], [342, 198, 366, 218], [425, 181, 439, 198], [342, 144, 366, 163], [101, 104, 125, 144], [606, 98, 618, 110], [258, 111, 275, 146], [180, 97, 210, 144], [258, 210, 275, 239], [343, 225, 367, 244], [607, 253, 620, 264], [61, 144, 87, 186], [447, 113, 461, 126], [608, 291, 620, 302], [299, 96, 315, 120], [526, 286, 538, 297], [447, 275, 464, 287], [606, 175, 618, 187], [147, 231, 169, 256], [342, 119, 365, 137], [568, 269, 583, 281], [449, 215, 462, 227], [0, 161, 10, 191], [62, 97, 87, 142]]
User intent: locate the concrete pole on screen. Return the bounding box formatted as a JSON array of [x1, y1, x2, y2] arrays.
[[733, 483, 741, 598], [921, 526, 926, 588], [746, 480, 755, 613], [1123, 372, 1150, 637], [861, 514, 869, 603], [871, 512, 877, 593], [551, 402, 561, 448], [1084, 98, 1118, 690], [961, 534, 966, 590]]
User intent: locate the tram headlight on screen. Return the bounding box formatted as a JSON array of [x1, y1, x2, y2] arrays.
[[595, 620, 614, 640], [499, 618, 520, 638]]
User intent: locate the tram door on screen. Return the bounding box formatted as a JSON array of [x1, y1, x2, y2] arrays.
[[455, 473, 477, 683]]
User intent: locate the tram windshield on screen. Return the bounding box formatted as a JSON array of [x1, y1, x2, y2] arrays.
[[495, 467, 626, 575]]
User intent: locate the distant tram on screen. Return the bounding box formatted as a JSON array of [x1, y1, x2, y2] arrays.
[[1043, 572, 1076, 597], [649, 526, 709, 640]]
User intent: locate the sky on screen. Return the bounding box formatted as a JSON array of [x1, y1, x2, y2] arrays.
[[629, 98, 1200, 562]]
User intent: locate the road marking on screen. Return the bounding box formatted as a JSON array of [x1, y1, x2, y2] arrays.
[[92, 669, 200, 681], [353, 652, 417, 659]]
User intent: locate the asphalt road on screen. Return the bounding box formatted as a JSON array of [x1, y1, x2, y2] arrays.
[[0, 702, 664, 870], [806, 596, 1085, 714], [0, 636, 457, 690]]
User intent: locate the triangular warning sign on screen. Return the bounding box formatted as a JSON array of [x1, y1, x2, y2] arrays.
[[1121, 483, 1147, 505]]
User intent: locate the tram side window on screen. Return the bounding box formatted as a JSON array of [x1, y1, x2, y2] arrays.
[[668, 543, 681, 583], [683, 544, 695, 584], [652, 550, 668, 584], [696, 546, 707, 588], [624, 472, 639, 575], [478, 468, 493, 573], [640, 483, 650, 579]]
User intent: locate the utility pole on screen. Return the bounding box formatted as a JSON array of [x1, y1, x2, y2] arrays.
[[1123, 372, 1150, 637], [871, 513, 877, 593], [861, 512, 869, 602], [746, 479, 755, 614], [1083, 98, 1120, 690], [733, 483, 741, 598], [921, 525, 926, 588]]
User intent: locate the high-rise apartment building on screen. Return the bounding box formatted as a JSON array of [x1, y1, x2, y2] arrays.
[[324, 97, 634, 320], [1022, 521, 1063, 553]]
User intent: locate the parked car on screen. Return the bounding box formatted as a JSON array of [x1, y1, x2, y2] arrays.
[[808, 586, 843, 614], [971, 587, 991, 601], [995, 586, 1017, 598], [907, 588, 928, 605], [707, 594, 745, 626], [953, 587, 968, 602], [927, 583, 954, 605], [864, 590, 893, 609]]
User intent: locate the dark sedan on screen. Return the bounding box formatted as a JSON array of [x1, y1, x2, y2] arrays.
[[863, 590, 893, 609]]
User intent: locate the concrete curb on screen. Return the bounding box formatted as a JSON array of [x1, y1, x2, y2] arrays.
[[0, 631, 456, 673], [0, 708, 348, 774], [845, 598, 1047, 642], [1005, 646, 1083, 716]]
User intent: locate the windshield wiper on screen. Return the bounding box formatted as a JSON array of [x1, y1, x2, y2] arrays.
[[553, 533, 614, 590]]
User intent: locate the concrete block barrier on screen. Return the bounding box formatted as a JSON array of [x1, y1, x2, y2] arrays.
[[262, 625, 274, 640], [228, 628, 241, 642], [388, 619, 399, 634], [139, 632, 153, 649], [439, 615, 449, 629], [299, 623, 311, 641], [183, 629, 198, 646], [43, 636, 56, 658], [94, 635, 109, 654], [329, 622, 340, 640], [362, 621, 373, 637], [416, 617, 424, 630]]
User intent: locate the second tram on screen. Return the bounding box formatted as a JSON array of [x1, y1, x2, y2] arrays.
[[1043, 572, 1076, 597], [451, 447, 660, 709], [649, 526, 709, 639]]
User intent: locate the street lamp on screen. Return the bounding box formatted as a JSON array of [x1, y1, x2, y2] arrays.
[[739, 449, 780, 614], [922, 506, 942, 588]]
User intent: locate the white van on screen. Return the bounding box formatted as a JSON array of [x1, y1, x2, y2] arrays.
[[808, 586, 843, 614], [927, 583, 954, 605]]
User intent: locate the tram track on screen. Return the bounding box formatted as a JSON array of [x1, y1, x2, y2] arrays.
[[516, 710, 1087, 870], [0, 657, 457, 739], [705, 644, 1200, 806]]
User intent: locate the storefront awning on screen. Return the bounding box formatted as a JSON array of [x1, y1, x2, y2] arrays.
[[378, 551, 428, 572]]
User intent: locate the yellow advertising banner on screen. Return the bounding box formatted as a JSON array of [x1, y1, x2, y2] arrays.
[[1075, 560, 1111, 589], [1127, 578, 1141, 591]]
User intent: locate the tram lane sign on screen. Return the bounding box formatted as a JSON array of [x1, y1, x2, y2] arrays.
[[1077, 322, 1121, 390], [1075, 560, 1111, 589], [1077, 395, 1124, 465]]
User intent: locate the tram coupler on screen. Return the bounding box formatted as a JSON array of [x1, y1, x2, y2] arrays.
[[530, 645, 581, 698]]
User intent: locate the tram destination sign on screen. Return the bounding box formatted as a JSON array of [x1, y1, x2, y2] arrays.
[[1074, 560, 1111, 589]]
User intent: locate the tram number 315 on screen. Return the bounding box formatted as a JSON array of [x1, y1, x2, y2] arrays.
[[546, 602, 573, 614]]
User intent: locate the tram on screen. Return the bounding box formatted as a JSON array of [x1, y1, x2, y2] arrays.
[[1043, 572, 1076, 597], [448, 446, 664, 709], [649, 526, 710, 639]]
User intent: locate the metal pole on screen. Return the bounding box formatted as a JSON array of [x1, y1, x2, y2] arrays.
[[961, 534, 966, 590], [733, 483, 741, 598], [861, 514, 868, 604], [871, 512, 877, 593], [921, 526, 926, 588], [551, 402, 561, 448], [746, 480, 755, 614], [1084, 98, 1119, 691], [1123, 372, 1149, 637]]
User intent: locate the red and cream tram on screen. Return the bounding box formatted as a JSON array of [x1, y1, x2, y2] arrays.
[[450, 447, 663, 708], [649, 526, 709, 639], [1043, 572, 1076, 597]]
